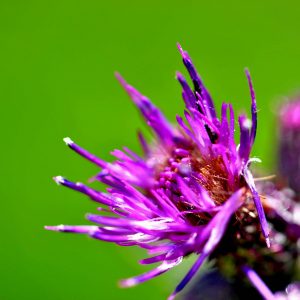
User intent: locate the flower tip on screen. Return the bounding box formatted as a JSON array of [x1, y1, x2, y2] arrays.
[[240, 116, 252, 130], [63, 137, 73, 145], [118, 278, 137, 288], [167, 294, 176, 300], [114, 72, 121, 80], [177, 43, 184, 57], [53, 176, 64, 185], [85, 213, 95, 222], [87, 176, 96, 183], [44, 225, 59, 231], [175, 71, 183, 80], [266, 237, 271, 248], [114, 72, 127, 88]]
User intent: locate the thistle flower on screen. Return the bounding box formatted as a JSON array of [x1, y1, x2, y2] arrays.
[[45, 44, 269, 299], [278, 97, 300, 198], [242, 265, 300, 300]]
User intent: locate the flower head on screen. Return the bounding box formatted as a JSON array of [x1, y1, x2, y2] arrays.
[[46, 44, 269, 299]]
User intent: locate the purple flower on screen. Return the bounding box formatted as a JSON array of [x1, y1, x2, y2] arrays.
[[242, 265, 300, 300], [278, 98, 300, 198], [45, 44, 269, 299]]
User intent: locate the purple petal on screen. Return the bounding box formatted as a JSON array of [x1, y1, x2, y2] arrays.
[[137, 131, 150, 157], [176, 72, 198, 111], [139, 253, 167, 265], [219, 103, 230, 147], [53, 177, 115, 206], [63, 138, 108, 169], [45, 225, 100, 234], [229, 103, 235, 141], [86, 214, 134, 228], [191, 109, 220, 135], [177, 43, 217, 119], [115, 73, 175, 144], [241, 265, 276, 300], [168, 188, 244, 299], [90, 232, 152, 243], [238, 115, 251, 162], [245, 69, 257, 148], [119, 257, 182, 288], [243, 167, 270, 246]]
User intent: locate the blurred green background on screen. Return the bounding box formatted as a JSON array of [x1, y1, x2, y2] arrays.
[[2, 1, 300, 299]]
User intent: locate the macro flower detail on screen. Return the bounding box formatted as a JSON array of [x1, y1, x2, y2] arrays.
[[210, 180, 300, 297], [46, 44, 269, 299]]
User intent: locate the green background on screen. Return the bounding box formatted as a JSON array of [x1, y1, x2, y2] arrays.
[[1, 1, 300, 299]]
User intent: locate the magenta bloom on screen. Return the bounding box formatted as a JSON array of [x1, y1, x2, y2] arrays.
[[46, 44, 269, 299]]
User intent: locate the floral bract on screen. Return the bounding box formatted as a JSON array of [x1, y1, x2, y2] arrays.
[[46, 44, 269, 299]]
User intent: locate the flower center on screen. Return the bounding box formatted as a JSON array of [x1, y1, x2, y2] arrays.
[[153, 144, 247, 226]]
